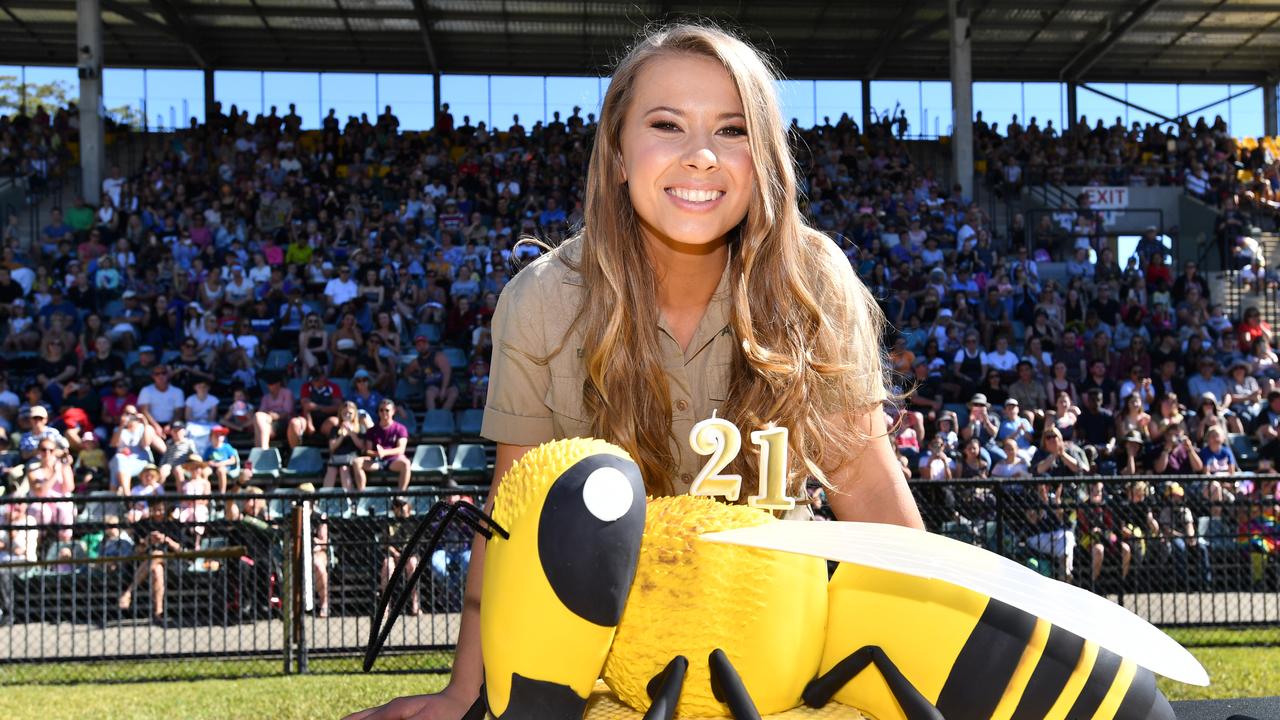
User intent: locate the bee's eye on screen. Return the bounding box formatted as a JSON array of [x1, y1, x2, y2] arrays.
[[582, 467, 633, 522]]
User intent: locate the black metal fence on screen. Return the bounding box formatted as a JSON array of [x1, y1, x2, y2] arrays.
[[1, 475, 1277, 683]]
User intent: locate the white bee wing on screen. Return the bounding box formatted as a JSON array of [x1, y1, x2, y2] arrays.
[[701, 520, 1209, 687]]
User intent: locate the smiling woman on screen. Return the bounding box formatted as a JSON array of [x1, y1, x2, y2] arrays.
[[345, 21, 923, 720]]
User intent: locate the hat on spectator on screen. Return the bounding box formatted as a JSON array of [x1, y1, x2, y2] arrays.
[[1123, 430, 1144, 445], [140, 463, 159, 474], [122, 290, 137, 299], [938, 308, 953, 319], [210, 426, 230, 437], [1004, 398, 1019, 407], [1073, 237, 1092, 251], [968, 393, 989, 407], [1230, 359, 1251, 372], [138, 345, 156, 354], [414, 335, 429, 344], [1166, 481, 1185, 498], [181, 453, 207, 468], [28, 405, 47, 419], [296, 482, 317, 494], [352, 369, 371, 380]]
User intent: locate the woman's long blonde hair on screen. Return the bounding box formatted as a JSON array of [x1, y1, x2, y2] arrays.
[[553, 22, 890, 496]]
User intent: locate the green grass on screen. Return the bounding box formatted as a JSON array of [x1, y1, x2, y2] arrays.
[[1, 644, 1278, 718]]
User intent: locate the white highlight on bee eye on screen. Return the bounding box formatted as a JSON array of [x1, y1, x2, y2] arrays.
[[582, 467, 633, 522]]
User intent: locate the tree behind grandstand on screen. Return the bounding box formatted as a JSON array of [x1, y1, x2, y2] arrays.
[[0, 75, 143, 128]]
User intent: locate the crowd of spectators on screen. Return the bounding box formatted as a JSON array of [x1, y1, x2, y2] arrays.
[[0, 98, 1276, 605]]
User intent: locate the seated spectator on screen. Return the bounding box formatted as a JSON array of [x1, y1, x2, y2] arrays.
[[1157, 482, 1213, 589], [177, 453, 212, 540], [137, 365, 185, 436], [118, 499, 185, 627], [253, 374, 295, 450], [1030, 426, 1090, 477], [996, 398, 1035, 463], [406, 336, 459, 411], [288, 368, 343, 449], [1022, 481, 1076, 582], [379, 498, 421, 617], [354, 399, 411, 492], [299, 313, 330, 375], [203, 427, 239, 494], [18, 404, 68, 461], [1078, 481, 1132, 586], [110, 411, 164, 494], [157, 421, 198, 486], [1225, 359, 1264, 425], [220, 387, 255, 434]]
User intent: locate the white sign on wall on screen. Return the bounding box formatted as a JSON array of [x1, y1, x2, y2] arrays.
[[1081, 186, 1130, 226]]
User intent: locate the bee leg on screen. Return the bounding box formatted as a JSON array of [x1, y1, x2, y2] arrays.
[[708, 648, 763, 720], [802, 646, 942, 720], [642, 656, 689, 720]]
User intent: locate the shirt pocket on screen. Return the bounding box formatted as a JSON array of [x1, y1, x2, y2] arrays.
[[707, 363, 731, 404], [545, 375, 592, 439]]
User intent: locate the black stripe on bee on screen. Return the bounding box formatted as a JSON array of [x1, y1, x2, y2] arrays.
[[1066, 646, 1123, 719], [1011, 625, 1087, 720], [936, 598, 1038, 720]]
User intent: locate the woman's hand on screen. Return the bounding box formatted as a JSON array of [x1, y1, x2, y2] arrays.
[[343, 686, 478, 720]]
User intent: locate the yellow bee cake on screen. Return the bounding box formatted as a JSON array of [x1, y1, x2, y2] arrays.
[[475, 437, 1204, 720]]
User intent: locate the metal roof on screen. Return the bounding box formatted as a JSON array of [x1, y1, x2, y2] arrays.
[[2, 0, 1280, 84]]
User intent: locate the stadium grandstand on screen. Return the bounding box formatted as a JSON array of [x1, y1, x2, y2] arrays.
[[2, 1, 1280, 712]]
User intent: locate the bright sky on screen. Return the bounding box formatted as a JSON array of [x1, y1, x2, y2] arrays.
[[0, 64, 1266, 138]]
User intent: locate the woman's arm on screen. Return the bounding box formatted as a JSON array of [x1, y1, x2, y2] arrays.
[[824, 407, 925, 529]]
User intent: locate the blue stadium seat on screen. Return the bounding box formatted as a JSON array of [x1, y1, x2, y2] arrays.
[[413, 323, 441, 343], [287, 377, 304, 399], [457, 408, 484, 437], [282, 446, 325, 479], [441, 346, 468, 371], [357, 487, 397, 517], [247, 447, 282, 481], [332, 378, 352, 398], [410, 444, 449, 479], [420, 409, 456, 437], [1229, 433, 1258, 470], [449, 443, 490, 480], [265, 350, 293, 371], [394, 378, 422, 405]]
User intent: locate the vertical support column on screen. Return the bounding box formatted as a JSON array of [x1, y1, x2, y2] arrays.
[[432, 73, 442, 130], [1264, 81, 1278, 138], [76, 0, 104, 204], [203, 67, 215, 129], [860, 77, 871, 132], [1067, 81, 1079, 132], [949, 0, 974, 202]]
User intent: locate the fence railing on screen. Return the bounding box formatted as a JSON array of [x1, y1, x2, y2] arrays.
[[0, 475, 1276, 682]]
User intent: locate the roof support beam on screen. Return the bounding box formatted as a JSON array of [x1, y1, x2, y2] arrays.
[[866, 0, 927, 79], [1141, 0, 1228, 71], [246, 0, 289, 64], [1061, 0, 1164, 81], [1078, 82, 1174, 122], [411, 0, 440, 75], [1173, 84, 1260, 122], [1012, 0, 1073, 62], [100, 0, 208, 68], [1210, 13, 1280, 72], [331, 0, 366, 66]]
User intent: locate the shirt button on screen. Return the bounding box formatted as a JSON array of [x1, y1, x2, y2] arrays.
[[680, 473, 692, 484], [675, 399, 689, 412]]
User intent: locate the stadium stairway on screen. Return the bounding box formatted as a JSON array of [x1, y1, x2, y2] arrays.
[[1215, 232, 1280, 331]]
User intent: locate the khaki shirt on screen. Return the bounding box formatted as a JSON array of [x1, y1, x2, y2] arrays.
[[481, 238, 735, 494]]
